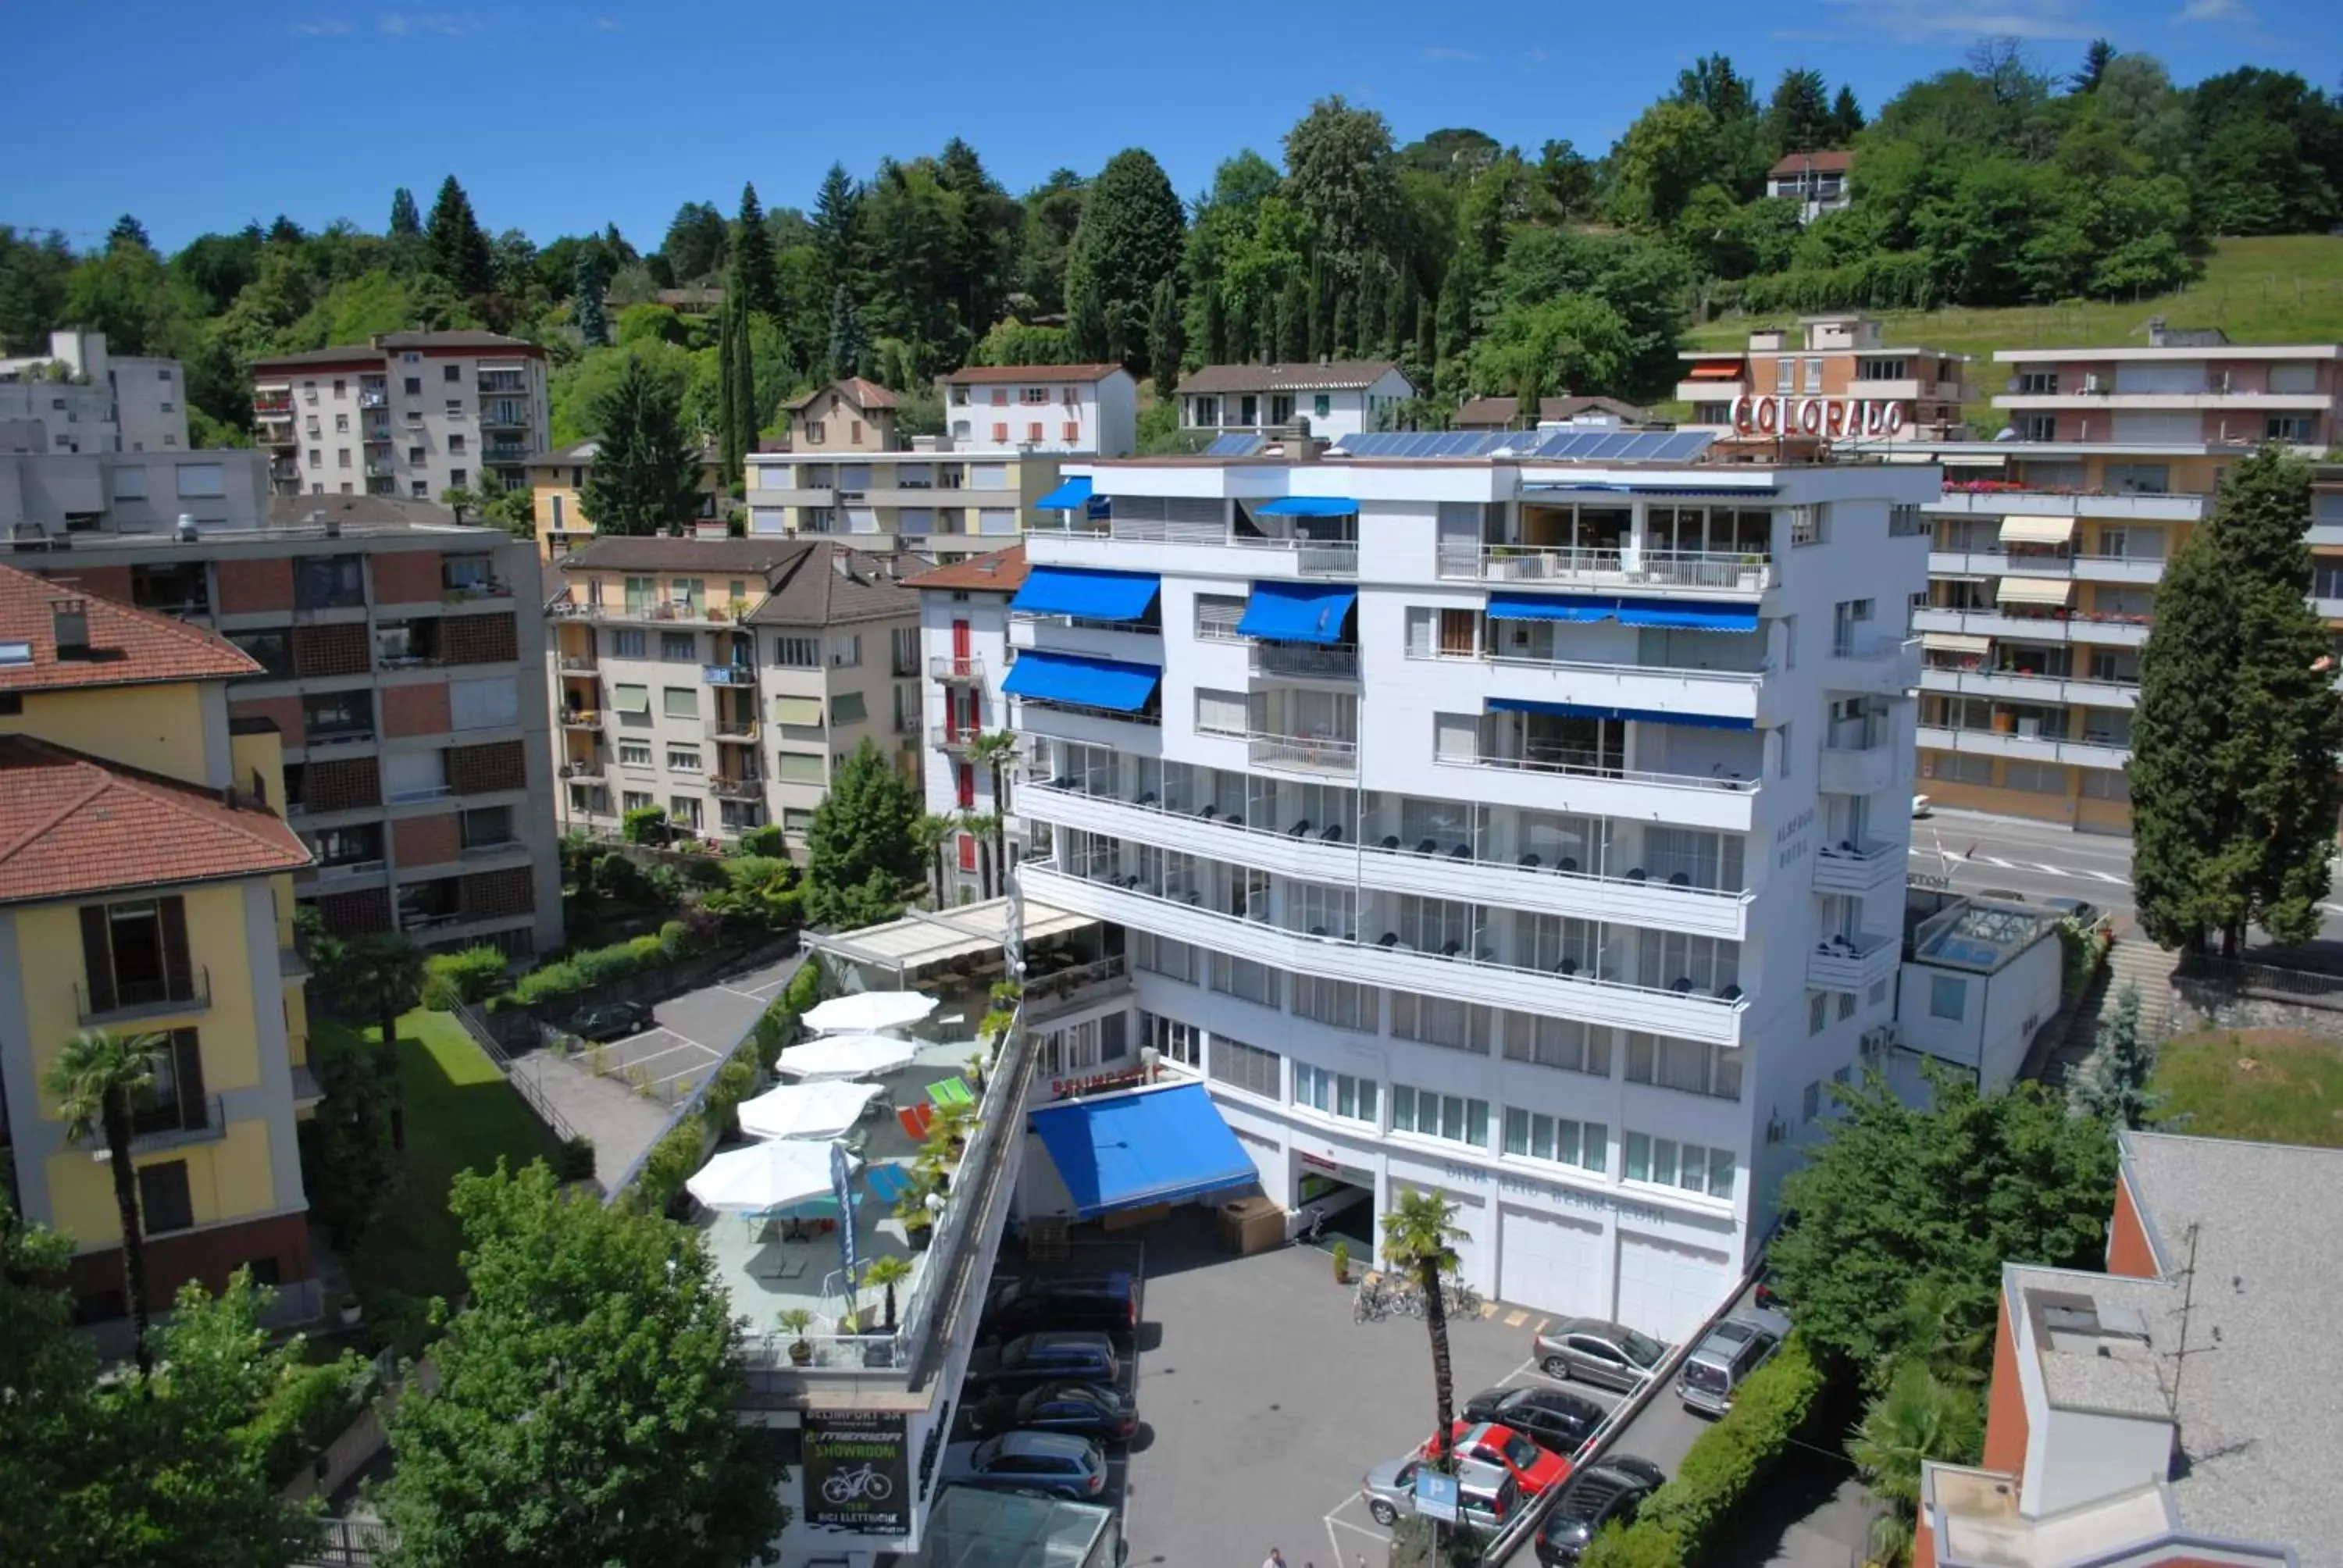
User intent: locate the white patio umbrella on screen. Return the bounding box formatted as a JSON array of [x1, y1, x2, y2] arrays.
[[803, 990, 938, 1036], [686, 1139, 859, 1217], [737, 1079, 883, 1142], [776, 1033, 920, 1081]]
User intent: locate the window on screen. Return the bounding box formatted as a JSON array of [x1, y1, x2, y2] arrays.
[[2016, 415, 2058, 442], [662, 686, 699, 719], [776, 752, 826, 786], [1208, 1035, 1282, 1098], [405, 376, 422, 396], [137, 1160, 195, 1235], [444, 363, 461, 383], [1624, 1132, 1735, 1199], [407, 445, 426, 464], [1503, 1014, 1612, 1077], [612, 629, 647, 658], [1195, 688, 1250, 737], [2003, 760, 2067, 793], [1929, 974, 1967, 1021], [619, 740, 653, 767], [335, 412, 350, 433], [1314, 394, 1332, 418], [1809, 991, 1829, 1035], [1133, 932, 1196, 982], [337, 449, 352, 469], [176, 463, 226, 498], [1774, 358, 1796, 392], [2081, 768, 2131, 802], [445, 401, 463, 419], [1503, 1110, 1607, 1173], [450, 676, 519, 730], [1390, 1086, 1489, 1148], [772, 635, 821, 668], [1294, 1064, 1378, 1123], [1142, 1010, 1204, 1067], [1802, 357, 1824, 394], [460, 805, 514, 850], [831, 634, 861, 668], [112, 465, 150, 501], [666, 747, 703, 772], [2013, 370, 2058, 395], [303, 690, 374, 741], [1788, 504, 1825, 547], [1208, 950, 1282, 1008], [660, 631, 697, 662], [612, 683, 651, 715], [1433, 712, 1478, 763], [1195, 593, 1246, 641], [783, 807, 816, 835], [2267, 415, 2315, 444], [622, 790, 654, 814], [448, 433, 465, 454], [670, 795, 703, 830], [1390, 991, 1489, 1053], [1803, 1081, 1821, 1122], [450, 469, 466, 488], [1291, 975, 1377, 1033], [831, 690, 868, 725], [1624, 1034, 1743, 1100]]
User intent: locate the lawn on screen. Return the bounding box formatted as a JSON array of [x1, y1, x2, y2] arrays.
[[327, 1008, 565, 1307], [2150, 1028, 2343, 1149], [1681, 234, 2343, 428]]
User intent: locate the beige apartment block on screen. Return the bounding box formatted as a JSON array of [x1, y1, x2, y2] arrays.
[[743, 445, 1061, 561], [547, 537, 919, 850], [779, 377, 901, 453], [0, 328, 189, 456]]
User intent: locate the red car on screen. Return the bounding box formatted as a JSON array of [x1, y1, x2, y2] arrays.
[[1423, 1420, 1572, 1496]]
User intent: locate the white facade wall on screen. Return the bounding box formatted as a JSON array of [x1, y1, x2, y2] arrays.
[[1896, 935, 2061, 1092], [944, 372, 1136, 458], [1179, 369, 1416, 444], [1010, 455, 1935, 1341], [917, 587, 1015, 900], [0, 331, 188, 456]]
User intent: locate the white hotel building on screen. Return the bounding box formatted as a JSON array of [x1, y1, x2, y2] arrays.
[[1003, 429, 1935, 1342]]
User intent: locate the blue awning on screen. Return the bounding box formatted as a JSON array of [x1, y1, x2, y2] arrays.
[[1011, 565, 1160, 622], [1485, 593, 1758, 633], [1488, 697, 1753, 732], [1487, 592, 1617, 623], [1035, 476, 1094, 510], [1236, 581, 1357, 644], [1029, 1084, 1259, 1218], [1255, 497, 1358, 517], [1001, 650, 1161, 713]]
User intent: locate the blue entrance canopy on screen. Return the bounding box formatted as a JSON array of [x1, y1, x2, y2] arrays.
[[1011, 565, 1161, 622], [1029, 1083, 1258, 1218], [1035, 476, 1094, 510], [1236, 581, 1357, 645], [1255, 497, 1358, 517], [1001, 649, 1161, 713], [1485, 592, 1758, 633], [1489, 697, 1753, 732]]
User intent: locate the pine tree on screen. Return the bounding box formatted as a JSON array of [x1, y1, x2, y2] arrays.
[[572, 254, 610, 346], [826, 285, 867, 381], [426, 175, 494, 297], [731, 182, 779, 318], [2132, 447, 2343, 955], [1146, 276, 1183, 400], [2070, 40, 2117, 94], [579, 354, 701, 537], [811, 162, 861, 298], [105, 215, 150, 254], [1830, 85, 1865, 142], [1278, 273, 1309, 362], [2067, 985, 2161, 1129], [389, 187, 422, 237]]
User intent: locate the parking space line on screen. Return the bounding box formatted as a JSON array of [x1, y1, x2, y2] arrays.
[[1325, 1495, 1389, 1568], [1503, 1310, 1528, 1327], [618, 1037, 715, 1071]]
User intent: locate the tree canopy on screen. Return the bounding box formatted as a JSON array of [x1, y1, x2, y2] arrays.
[[805, 738, 922, 929], [577, 351, 703, 536]]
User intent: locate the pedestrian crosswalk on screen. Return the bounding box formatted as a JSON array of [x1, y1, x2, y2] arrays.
[[1910, 845, 2131, 886]]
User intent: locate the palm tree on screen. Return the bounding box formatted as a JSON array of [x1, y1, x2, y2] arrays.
[[965, 730, 1019, 882], [861, 1255, 915, 1331], [1382, 1186, 1467, 1470], [911, 813, 954, 907], [338, 932, 426, 1067], [1849, 1358, 1983, 1565], [960, 813, 1004, 900], [45, 1028, 164, 1377]]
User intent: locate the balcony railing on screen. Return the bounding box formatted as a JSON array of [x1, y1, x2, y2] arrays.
[[252, 397, 294, 416], [930, 724, 979, 752], [77, 967, 212, 1025], [559, 654, 597, 673], [1436, 543, 1774, 594], [702, 665, 757, 687], [128, 1094, 228, 1154], [708, 776, 765, 800], [549, 597, 751, 625], [931, 654, 986, 682], [1452, 748, 1760, 796], [559, 708, 603, 729], [358, 388, 388, 408], [1226, 535, 1360, 578], [559, 760, 604, 779], [1247, 732, 1358, 775], [1250, 643, 1360, 681]]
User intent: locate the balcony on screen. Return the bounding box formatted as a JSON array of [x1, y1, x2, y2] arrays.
[[1019, 860, 1746, 1044], [365, 461, 394, 479], [128, 1094, 229, 1155], [1919, 667, 2138, 711], [930, 654, 987, 683], [312, 857, 388, 885], [702, 664, 757, 687], [1467, 646, 1773, 729], [484, 441, 530, 464], [1928, 488, 2203, 524], [1443, 750, 1760, 834], [1812, 841, 1905, 896], [558, 760, 604, 780], [1818, 731, 1895, 796], [76, 967, 212, 1026], [1246, 732, 1358, 776], [931, 723, 978, 754], [547, 596, 751, 625], [559, 654, 597, 674], [1006, 699, 1161, 750], [1912, 606, 2153, 647], [1435, 543, 1775, 597], [712, 719, 761, 744], [1026, 514, 1360, 579], [1250, 643, 1360, 682], [251, 397, 294, 416], [1928, 547, 2167, 586], [559, 708, 603, 729], [1917, 725, 2132, 771], [708, 775, 765, 801], [358, 387, 388, 409], [1828, 634, 1922, 697], [1806, 932, 1899, 994]]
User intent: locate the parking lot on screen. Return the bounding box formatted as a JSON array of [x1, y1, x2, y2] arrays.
[[576, 956, 797, 1100]]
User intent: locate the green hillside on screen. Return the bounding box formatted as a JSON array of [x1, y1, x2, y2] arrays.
[[1681, 236, 2343, 430]]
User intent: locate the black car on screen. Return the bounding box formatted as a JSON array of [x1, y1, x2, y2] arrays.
[[1535, 1458, 1667, 1566], [982, 1272, 1140, 1342], [1459, 1385, 1609, 1456], [964, 1331, 1119, 1393], [569, 1000, 652, 1042], [968, 1381, 1139, 1443]]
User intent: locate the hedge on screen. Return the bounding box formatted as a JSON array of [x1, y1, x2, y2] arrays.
[[421, 946, 508, 1010], [1582, 1335, 1826, 1568]]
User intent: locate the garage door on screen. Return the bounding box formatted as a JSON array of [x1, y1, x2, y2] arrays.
[[1498, 1206, 1609, 1318], [1614, 1231, 1733, 1344], [1445, 1195, 1489, 1295]]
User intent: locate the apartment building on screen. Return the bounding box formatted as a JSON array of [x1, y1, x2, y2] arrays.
[[548, 537, 918, 849], [1917, 1129, 2334, 1568], [1992, 323, 2340, 447], [1766, 150, 1853, 223], [1007, 426, 1935, 1341], [938, 363, 1137, 456], [526, 437, 726, 561], [5, 446, 562, 955], [0, 561, 319, 1326], [908, 544, 1028, 900], [251, 331, 551, 501], [0, 328, 189, 455], [1679, 315, 1966, 438], [1453, 395, 1655, 433], [744, 444, 1063, 561], [1175, 361, 1414, 443]]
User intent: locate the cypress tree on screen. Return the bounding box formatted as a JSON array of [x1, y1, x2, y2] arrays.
[[1332, 292, 1357, 361], [1396, 268, 1420, 359], [1067, 282, 1111, 364], [1306, 253, 1328, 361], [1278, 273, 1309, 362], [732, 182, 779, 318], [716, 297, 745, 486], [1225, 291, 1252, 365], [573, 254, 610, 347], [1358, 265, 1389, 360], [1202, 286, 1229, 366], [389, 187, 421, 237], [729, 294, 757, 470], [1514, 356, 1546, 429], [826, 285, 866, 381], [1146, 276, 1183, 400], [1435, 255, 1473, 368], [2131, 446, 2343, 955]]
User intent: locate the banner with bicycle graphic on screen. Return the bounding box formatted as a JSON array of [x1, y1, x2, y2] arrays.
[[804, 1410, 911, 1534]]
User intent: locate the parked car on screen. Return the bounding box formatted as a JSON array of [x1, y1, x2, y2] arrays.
[[1533, 1318, 1671, 1392], [569, 1000, 652, 1042], [964, 1332, 1119, 1393], [1975, 888, 2027, 906], [1535, 1458, 1667, 1566], [1678, 1307, 1791, 1417], [1358, 1455, 1519, 1531], [936, 1431, 1108, 1500], [968, 1381, 1139, 1443], [1460, 1386, 1609, 1456], [981, 1271, 1140, 1342], [1426, 1420, 1571, 1496], [2043, 896, 2102, 927]]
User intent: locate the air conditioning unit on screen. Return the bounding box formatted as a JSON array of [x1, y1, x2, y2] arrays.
[[1860, 1024, 1901, 1064]]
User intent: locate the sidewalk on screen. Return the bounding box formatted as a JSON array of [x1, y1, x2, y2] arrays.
[[508, 1050, 672, 1191]]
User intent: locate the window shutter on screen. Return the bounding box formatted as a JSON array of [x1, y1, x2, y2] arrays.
[[79, 905, 116, 1014], [158, 896, 194, 997], [174, 1028, 208, 1126]]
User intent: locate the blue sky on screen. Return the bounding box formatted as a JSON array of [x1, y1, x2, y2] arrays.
[[9, 0, 2341, 252]]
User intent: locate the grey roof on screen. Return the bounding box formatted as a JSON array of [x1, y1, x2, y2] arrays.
[[264, 494, 466, 530], [559, 536, 808, 576], [251, 331, 541, 370], [1452, 395, 1655, 429], [1176, 360, 1406, 395], [747, 540, 918, 628]]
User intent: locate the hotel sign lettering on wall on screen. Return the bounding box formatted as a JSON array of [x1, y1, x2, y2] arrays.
[[1730, 395, 1908, 441]]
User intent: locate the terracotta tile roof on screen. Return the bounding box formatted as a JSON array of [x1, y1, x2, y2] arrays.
[[904, 543, 1028, 594], [0, 561, 259, 694], [1769, 148, 1853, 176], [940, 363, 1126, 385], [1176, 361, 1406, 395], [0, 736, 312, 906], [783, 377, 902, 412]]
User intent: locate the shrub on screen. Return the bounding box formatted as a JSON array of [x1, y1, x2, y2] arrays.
[[783, 959, 822, 1014], [1578, 1520, 1687, 1568], [555, 1135, 598, 1183], [736, 824, 786, 858], [252, 1349, 376, 1486], [622, 806, 669, 845], [512, 960, 587, 1007], [421, 946, 508, 1010], [626, 1122, 708, 1217], [753, 997, 800, 1071], [1628, 1335, 1827, 1558], [590, 850, 653, 905], [360, 1287, 440, 1362], [658, 918, 695, 961]]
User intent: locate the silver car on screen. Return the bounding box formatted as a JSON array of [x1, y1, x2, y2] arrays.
[[1678, 1307, 1790, 1417], [1532, 1317, 1670, 1392], [1358, 1454, 1518, 1530]]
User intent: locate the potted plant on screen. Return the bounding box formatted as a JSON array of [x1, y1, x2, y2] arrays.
[[929, 1099, 977, 1158], [778, 1307, 815, 1366], [965, 1050, 990, 1095], [861, 1255, 914, 1332], [337, 1292, 364, 1327], [1332, 1240, 1350, 1285], [896, 1194, 935, 1251]]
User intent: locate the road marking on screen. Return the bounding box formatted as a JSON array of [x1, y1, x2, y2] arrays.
[[718, 985, 771, 1002], [1503, 1310, 1528, 1327], [1910, 846, 2134, 889]]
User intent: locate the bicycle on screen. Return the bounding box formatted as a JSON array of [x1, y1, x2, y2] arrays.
[[1353, 1277, 1393, 1324], [820, 1463, 895, 1505], [1443, 1278, 1484, 1317]]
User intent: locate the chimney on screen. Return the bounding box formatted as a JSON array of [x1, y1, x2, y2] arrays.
[[369, 333, 388, 351], [2148, 316, 2168, 349], [52, 597, 90, 658]]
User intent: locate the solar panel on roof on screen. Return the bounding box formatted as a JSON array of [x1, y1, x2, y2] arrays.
[[1204, 433, 1264, 458]]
